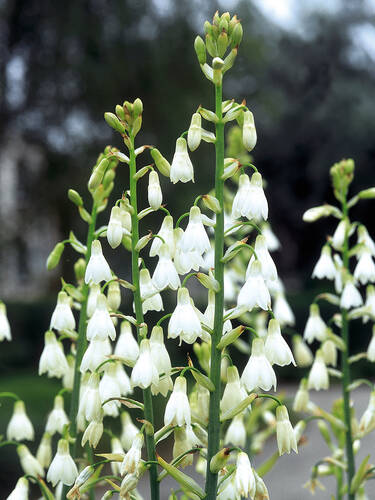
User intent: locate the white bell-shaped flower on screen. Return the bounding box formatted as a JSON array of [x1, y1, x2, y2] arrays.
[[367, 326, 375, 361], [149, 215, 175, 257], [334, 254, 344, 293], [238, 260, 271, 311], [357, 225, 375, 256], [341, 278, 363, 309], [224, 414, 246, 447], [50, 291, 75, 332], [139, 268, 163, 314], [241, 338, 276, 392], [81, 416, 104, 448], [173, 227, 203, 275], [0, 302, 11, 341], [39, 330, 69, 378], [131, 339, 159, 389], [308, 349, 329, 391], [164, 376, 191, 427], [217, 472, 237, 500], [87, 283, 101, 318], [47, 438, 78, 486], [261, 222, 281, 251], [364, 285, 375, 322], [115, 321, 139, 366], [247, 234, 277, 282], [107, 206, 123, 249], [17, 444, 44, 478], [303, 303, 327, 344], [354, 248, 375, 285], [107, 280, 121, 312], [293, 379, 309, 412], [115, 362, 132, 396], [99, 362, 121, 417], [121, 412, 139, 451], [36, 432, 52, 468], [247, 171, 268, 221], [148, 170, 163, 210], [85, 240, 112, 284], [80, 337, 112, 373], [312, 245, 336, 280], [6, 477, 29, 500], [292, 335, 313, 367], [172, 426, 199, 468], [321, 339, 337, 367], [121, 433, 143, 475], [265, 319, 295, 366], [150, 326, 172, 377], [187, 112, 202, 151], [46, 395, 69, 435], [152, 244, 180, 291], [7, 400, 34, 441], [178, 206, 210, 255], [234, 452, 256, 498], [170, 137, 194, 183], [242, 110, 257, 151], [168, 287, 202, 344], [273, 292, 295, 326], [87, 293, 116, 341], [79, 372, 102, 422], [276, 405, 298, 455], [232, 173, 251, 219], [220, 366, 247, 414]]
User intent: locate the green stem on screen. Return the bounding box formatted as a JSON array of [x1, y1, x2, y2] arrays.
[[61, 202, 97, 500], [340, 198, 355, 500], [205, 82, 225, 499], [129, 131, 159, 500]]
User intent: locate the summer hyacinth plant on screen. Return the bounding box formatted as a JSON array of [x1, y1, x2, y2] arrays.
[[2, 12, 301, 500], [295, 159, 375, 500]]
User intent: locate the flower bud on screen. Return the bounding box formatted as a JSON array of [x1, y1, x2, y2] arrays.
[[202, 194, 221, 214], [212, 57, 224, 86], [205, 33, 217, 57], [88, 158, 109, 191], [150, 148, 171, 177], [210, 447, 230, 473], [107, 279, 121, 311], [217, 32, 228, 58], [194, 36, 206, 64], [231, 22, 243, 47], [303, 204, 342, 222], [68, 189, 83, 207], [242, 110, 257, 151], [107, 206, 123, 249], [187, 113, 202, 151], [133, 98, 143, 117], [148, 170, 163, 210], [276, 405, 298, 455], [104, 112, 125, 134], [46, 242, 65, 270], [74, 258, 86, 281]]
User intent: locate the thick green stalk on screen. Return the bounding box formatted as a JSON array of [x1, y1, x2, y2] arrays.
[[61, 202, 97, 500], [205, 82, 225, 499], [128, 132, 159, 500], [340, 198, 355, 500]]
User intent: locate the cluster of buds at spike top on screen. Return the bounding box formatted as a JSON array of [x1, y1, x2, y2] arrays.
[[104, 97, 143, 139]]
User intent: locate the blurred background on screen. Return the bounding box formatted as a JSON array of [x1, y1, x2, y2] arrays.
[[1, 0, 375, 497]]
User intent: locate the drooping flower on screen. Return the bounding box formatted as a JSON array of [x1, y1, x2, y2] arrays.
[[164, 376, 191, 427], [168, 287, 202, 344], [234, 452, 256, 498], [149, 215, 175, 257], [107, 206, 123, 249], [224, 414, 246, 447], [114, 321, 139, 366], [242, 110, 257, 151], [264, 318, 295, 366], [238, 260, 271, 311], [241, 338, 276, 392], [99, 362, 121, 417], [80, 337, 112, 373], [303, 303, 327, 344], [39, 330, 69, 378], [7, 400, 34, 441], [308, 349, 329, 391], [121, 412, 139, 451], [312, 245, 336, 280], [6, 477, 29, 500], [17, 444, 44, 477], [293, 378, 309, 412], [148, 170, 163, 210], [273, 291, 295, 326], [46, 395, 69, 435], [292, 335, 313, 367], [341, 278, 363, 309], [81, 416, 104, 448], [170, 137, 194, 183], [36, 432, 52, 469], [354, 248, 375, 285], [178, 206, 210, 255], [152, 244, 180, 291], [47, 439, 78, 486], [220, 366, 247, 414], [139, 268, 164, 314], [50, 291, 75, 332], [0, 302, 11, 341], [79, 372, 102, 422], [247, 234, 277, 282], [84, 240, 112, 284], [130, 339, 158, 390], [86, 293, 116, 342], [187, 112, 202, 151], [120, 433, 143, 475], [276, 405, 298, 455]]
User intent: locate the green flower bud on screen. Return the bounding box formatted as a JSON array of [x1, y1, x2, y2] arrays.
[[216, 325, 245, 350], [219, 18, 229, 33], [209, 448, 230, 473], [213, 11, 220, 26], [231, 22, 243, 48], [115, 104, 125, 121], [150, 148, 171, 177], [68, 189, 83, 207], [202, 194, 221, 214], [88, 158, 109, 191], [74, 258, 86, 281], [132, 115, 142, 136], [46, 242, 64, 270], [205, 33, 217, 58], [204, 21, 212, 35], [194, 36, 206, 65], [104, 112, 125, 134], [222, 48, 237, 73], [133, 98, 143, 117], [217, 32, 228, 58], [135, 234, 152, 252], [358, 187, 375, 199], [330, 158, 355, 202]]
